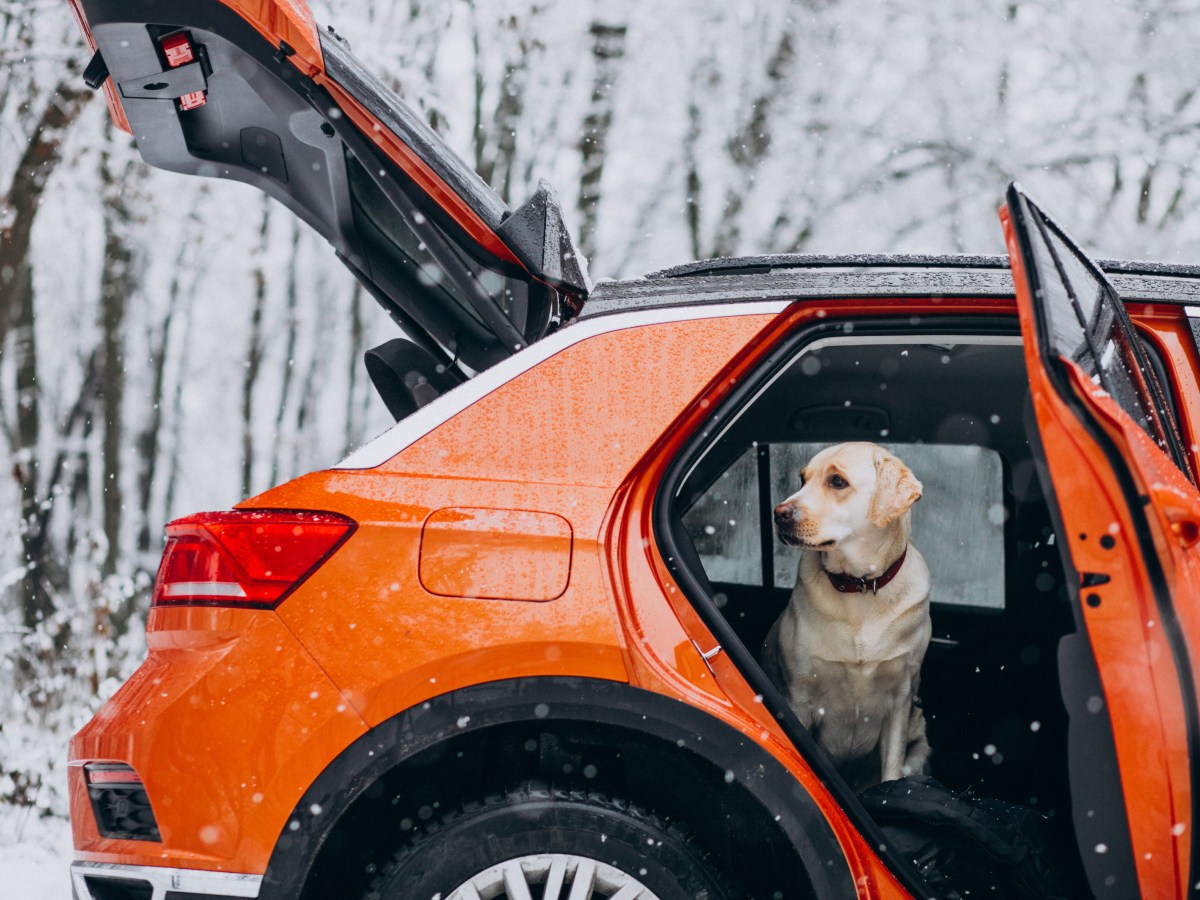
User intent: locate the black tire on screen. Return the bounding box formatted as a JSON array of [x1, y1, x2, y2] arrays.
[[366, 785, 738, 900]]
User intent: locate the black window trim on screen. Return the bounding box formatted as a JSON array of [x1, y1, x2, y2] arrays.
[[654, 312, 1026, 898], [1018, 192, 1193, 483]]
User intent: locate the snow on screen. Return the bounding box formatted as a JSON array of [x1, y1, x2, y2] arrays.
[[0, 812, 72, 900]]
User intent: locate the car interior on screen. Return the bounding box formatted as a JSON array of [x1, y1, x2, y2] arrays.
[[660, 316, 1093, 889]]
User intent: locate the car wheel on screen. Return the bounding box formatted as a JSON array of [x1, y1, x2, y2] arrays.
[[366, 785, 737, 900]]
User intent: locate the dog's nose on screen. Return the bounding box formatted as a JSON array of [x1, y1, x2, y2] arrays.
[[774, 503, 795, 526]]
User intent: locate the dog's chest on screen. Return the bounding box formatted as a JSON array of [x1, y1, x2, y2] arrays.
[[804, 608, 919, 666], [808, 650, 910, 698]]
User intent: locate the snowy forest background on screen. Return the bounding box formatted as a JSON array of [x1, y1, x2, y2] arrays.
[[3, 0, 1200, 854]]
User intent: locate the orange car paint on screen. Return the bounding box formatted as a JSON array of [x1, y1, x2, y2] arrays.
[[71, 314, 779, 873], [70, 606, 368, 870], [1005, 209, 1197, 899], [418, 507, 574, 601], [64, 0, 130, 133]]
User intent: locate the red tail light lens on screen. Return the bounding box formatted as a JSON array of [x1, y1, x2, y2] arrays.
[[152, 510, 355, 609]]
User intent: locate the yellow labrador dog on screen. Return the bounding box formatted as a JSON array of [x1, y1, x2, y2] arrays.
[[762, 441, 931, 791]]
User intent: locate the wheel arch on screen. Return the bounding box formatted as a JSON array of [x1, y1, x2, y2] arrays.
[[259, 676, 857, 900]]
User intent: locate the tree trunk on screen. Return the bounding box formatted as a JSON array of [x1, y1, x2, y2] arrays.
[[240, 202, 271, 499], [98, 133, 136, 580], [269, 220, 301, 487], [576, 21, 627, 263], [10, 260, 50, 631], [135, 210, 198, 555], [2, 80, 90, 630], [711, 30, 794, 258], [683, 94, 704, 263], [0, 80, 90, 351], [343, 282, 365, 455]]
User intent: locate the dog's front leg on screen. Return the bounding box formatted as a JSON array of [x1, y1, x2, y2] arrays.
[[879, 693, 910, 783]]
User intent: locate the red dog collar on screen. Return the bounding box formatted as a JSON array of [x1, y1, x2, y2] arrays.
[[824, 547, 908, 594]]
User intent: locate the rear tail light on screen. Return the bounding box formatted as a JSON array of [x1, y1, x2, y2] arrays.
[[152, 510, 355, 610], [84, 763, 160, 841], [158, 30, 207, 111]]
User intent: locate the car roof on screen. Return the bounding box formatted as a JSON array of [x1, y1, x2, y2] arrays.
[[579, 254, 1200, 319]]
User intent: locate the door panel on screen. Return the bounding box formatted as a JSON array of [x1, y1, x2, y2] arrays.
[[1003, 184, 1200, 899]]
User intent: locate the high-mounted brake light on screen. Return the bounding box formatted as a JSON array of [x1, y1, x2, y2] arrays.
[[152, 510, 355, 609], [158, 31, 207, 111]]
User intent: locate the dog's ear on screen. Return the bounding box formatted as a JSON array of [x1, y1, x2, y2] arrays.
[[869, 451, 923, 527]]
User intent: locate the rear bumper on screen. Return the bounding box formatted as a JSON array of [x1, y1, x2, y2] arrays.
[[70, 606, 368, 874], [71, 861, 261, 899]]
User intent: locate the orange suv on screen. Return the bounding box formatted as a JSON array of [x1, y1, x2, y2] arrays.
[[67, 2, 1200, 899]]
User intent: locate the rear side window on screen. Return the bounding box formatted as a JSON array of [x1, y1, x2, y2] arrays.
[[683, 441, 1006, 610], [347, 155, 531, 331]]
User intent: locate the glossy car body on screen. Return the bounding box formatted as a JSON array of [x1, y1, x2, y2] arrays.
[[65, 2, 1200, 899]]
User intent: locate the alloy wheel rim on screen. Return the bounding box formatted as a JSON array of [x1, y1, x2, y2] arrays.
[[447, 852, 663, 900]]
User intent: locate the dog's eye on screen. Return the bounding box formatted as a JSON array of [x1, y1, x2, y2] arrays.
[[828, 474, 849, 490]]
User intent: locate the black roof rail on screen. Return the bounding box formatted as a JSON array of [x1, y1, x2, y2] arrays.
[[647, 253, 1200, 281]]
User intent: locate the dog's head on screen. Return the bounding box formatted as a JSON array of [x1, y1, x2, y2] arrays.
[[773, 442, 922, 550]]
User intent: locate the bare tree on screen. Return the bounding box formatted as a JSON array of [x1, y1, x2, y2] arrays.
[[241, 201, 272, 498], [576, 20, 627, 262]]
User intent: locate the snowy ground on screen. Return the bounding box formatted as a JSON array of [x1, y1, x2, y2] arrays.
[[0, 809, 72, 899]]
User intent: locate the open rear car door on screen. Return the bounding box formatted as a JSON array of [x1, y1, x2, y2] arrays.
[[67, 0, 589, 409], [1002, 183, 1200, 899]]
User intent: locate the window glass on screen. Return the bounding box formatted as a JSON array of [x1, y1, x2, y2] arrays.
[[771, 443, 1005, 608], [1025, 208, 1187, 475], [346, 154, 527, 329], [682, 447, 761, 586], [683, 441, 1006, 610]]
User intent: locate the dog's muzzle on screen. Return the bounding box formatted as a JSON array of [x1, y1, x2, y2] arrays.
[[774, 503, 801, 545], [774, 503, 831, 547]]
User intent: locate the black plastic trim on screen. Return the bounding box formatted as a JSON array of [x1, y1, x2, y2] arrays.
[[83, 48, 109, 89], [258, 676, 857, 900], [649, 252, 1200, 282], [326, 103, 527, 353], [653, 314, 1026, 900], [581, 266, 1200, 321]]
